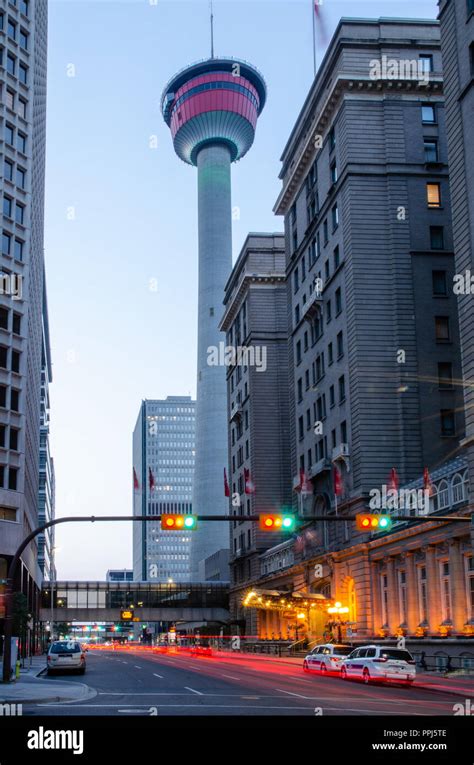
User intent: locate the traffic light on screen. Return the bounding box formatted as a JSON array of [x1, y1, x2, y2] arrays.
[[355, 514, 392, 531], [161, 514, 197, 530], [259, 513, 297, 532]]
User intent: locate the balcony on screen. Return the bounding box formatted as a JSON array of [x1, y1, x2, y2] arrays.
[[308, 458, 331, 478], [332, 443, 350, 461], [302, 290, 323, 323]]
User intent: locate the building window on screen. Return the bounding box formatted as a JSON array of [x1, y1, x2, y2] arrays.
[[438, 362, 453, 389], [6, 89, 14, 110], [471, 42, 474, 76], [10, 389, 19, 411], [11, 350, 20, 373], [331, 203, 339, 231], [2, 233, 11, 256], [419, 54, 433, 74], [8, 467, 18, 491], [329, 126, 335, 152], [452, 472, 466, 504], [424, 139, 438, 163], [5, 124, 14, 146], [326, 298, 331, 324], [19, 64, 27, 85], [341, 420, 347, 442], [9, 428, 18, 451], [338, 375, 346, 403], [329, 385, 335, 408], [440, 409, 455, 437], [0, 387, 6, 408], [335, 287, 342, 314], [435, 316, 450, 342], [430, 226, 444, 250], [296, 339, 301, 365], [4, 160, 13, 182], [333, 245, 340, 270], [3, 197, 12, 218], [16, 167, 26, 189], [15, 203, 24, 225], [432, 270, 447, 296], [293, 268, 299, 294], [7, 19, 16, 40], [328, 342, 333, 365], [0, 426, 5, 448], [19, 29, 28, 50], [18, 98, 27, 119], [323, 219, 328, 245], [16, 133, 26, 154], [294, 304, 300, 325], [330, 160, 337, 184], [421, 104, 436, 124], [418, 566, 427, 623], [20, 0, 29, 16], [427, 183, 441, 208], [337, 331, 344, 358], [469, 0, 474, 16], [7, 54, 15, 76], [440, 561, 451, 621], [0, 308, 8, 331], [298, 416, 304, 441], [297, 378, 303, 403], [14, 239, 23, 261]]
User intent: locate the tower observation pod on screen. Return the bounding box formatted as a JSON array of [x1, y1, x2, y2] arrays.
[[161, 58, 266, 578]]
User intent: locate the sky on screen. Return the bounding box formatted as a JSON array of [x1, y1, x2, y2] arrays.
[[45, 0, 439, 580]]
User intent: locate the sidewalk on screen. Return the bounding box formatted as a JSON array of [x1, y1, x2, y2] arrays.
[[0, 655, 97, 704]]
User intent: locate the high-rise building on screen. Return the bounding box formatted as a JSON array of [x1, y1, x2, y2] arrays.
[[132, 397, 196, 582], [161, 58, 266, 578], [0, 0, 49, 643], [219, 233, 292, 634], [438, 1, 474, 522], [37, 278, 55, 580], [239, 18, 472, 645]]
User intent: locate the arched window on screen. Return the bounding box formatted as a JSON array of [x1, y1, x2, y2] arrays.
[[436, 480, 449, 510], [347, 578, 357, 623], [452, 471, 467, 505]]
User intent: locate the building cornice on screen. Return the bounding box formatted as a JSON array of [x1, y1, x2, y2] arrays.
[[219, 273, 286, 332], [273, 75, 444, 216]]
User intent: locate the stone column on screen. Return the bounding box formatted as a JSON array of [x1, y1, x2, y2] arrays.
[[404, 552, 418, 635], [386, 557, 399, 635], [425, 545, 441, 635], [371, 561, 382, 636], [449, 539, 467, 634]]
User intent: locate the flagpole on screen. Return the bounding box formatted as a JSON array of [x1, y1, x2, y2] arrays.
[[312, 0, 317, 76]]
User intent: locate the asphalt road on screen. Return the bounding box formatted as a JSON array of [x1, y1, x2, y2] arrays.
[[23, 648, 462, 717]]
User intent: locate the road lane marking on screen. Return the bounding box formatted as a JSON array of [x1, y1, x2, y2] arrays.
[[153, 673, 164, 679], [275, 688, 312, 699], [221, 674, 241, 680], [184, 687, 203, 695], [134, 666, 142, 669]]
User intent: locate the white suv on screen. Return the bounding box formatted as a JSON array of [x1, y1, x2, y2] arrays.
[[340, 644, 416, 685], [303, 643, 354, 675], [47, 640, 87, 675]]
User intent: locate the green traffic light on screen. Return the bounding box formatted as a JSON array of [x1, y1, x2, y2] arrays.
[[282, 515, 296, 530], [184, 516, 197, 529]]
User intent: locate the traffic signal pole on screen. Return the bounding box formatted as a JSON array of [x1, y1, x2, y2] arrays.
[[2, 512, 471, 683]]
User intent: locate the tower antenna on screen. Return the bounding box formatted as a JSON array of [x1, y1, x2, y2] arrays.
[[210, 0, 214, 58]]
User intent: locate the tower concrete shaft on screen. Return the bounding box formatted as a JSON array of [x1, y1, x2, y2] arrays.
[[192, 144, 232, 577]]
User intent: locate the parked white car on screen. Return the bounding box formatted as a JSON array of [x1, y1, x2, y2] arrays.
[[47, 640, 87, 675], [303, 643, 354, 675], [340, 644, 416, 685]]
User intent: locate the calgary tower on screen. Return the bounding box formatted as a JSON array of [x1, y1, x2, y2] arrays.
[[161, 43, 266, 578]]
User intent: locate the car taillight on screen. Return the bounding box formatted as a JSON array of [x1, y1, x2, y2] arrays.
[[330, 657, 341, 661], [47, 656, 51, 662]]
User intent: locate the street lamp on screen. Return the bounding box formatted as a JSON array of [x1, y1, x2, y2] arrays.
[[327, 602, 350, 642]]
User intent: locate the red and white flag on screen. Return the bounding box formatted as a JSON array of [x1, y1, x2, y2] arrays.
[[133, 468, 139, 490], [333, 465, 343, 497], [148, 467, 156, 492], [244, 468, 255, 494], [423, 467, 434, 496], [300, 468, 312, 494], [224, 468, 230, 498], [388, 467, 399, 493]]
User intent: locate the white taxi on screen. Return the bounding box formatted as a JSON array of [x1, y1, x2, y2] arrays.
[[340, 644, 416, 685]]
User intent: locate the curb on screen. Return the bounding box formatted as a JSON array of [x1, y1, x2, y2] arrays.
[[0, 680, 97, 706]]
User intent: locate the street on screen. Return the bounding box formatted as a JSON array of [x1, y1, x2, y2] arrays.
[[24, 648, 462, 717]]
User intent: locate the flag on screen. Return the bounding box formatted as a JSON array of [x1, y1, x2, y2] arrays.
[[224, 468, 230, 498], [300, 468, 311, 494], [313, 0, 328, 43], [133, 468, 139, 490], [148, 467, 155, 492], [244, 468, 255, 494], [333, 465, 343, 497], [388, 467, 399, 493], [423, 467, 434, 496]]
